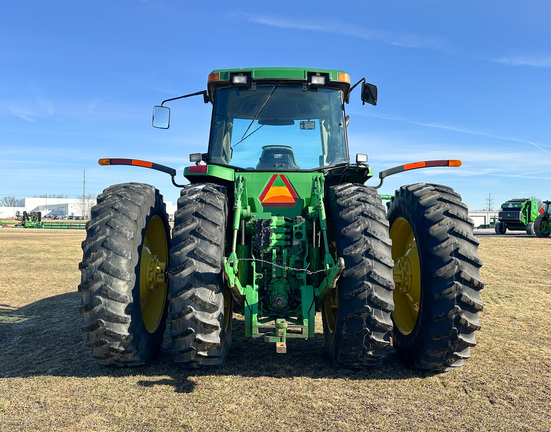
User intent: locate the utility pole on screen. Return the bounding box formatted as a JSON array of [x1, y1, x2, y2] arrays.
[[83, 170, 86, 218], [486, 193, 493, 211]]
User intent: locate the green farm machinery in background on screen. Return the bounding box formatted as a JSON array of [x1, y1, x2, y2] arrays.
[[79, 67, 483, 372], [15, 211, 42, 228], [13, 210, 85, 229], [494, 198, 539, 235], [534, 200, 551, 237]]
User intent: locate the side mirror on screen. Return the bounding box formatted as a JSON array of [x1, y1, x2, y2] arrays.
[[152, 105, 170, 129], [361, 82, 378, 106]]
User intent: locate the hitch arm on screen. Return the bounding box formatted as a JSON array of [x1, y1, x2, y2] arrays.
[[375, 159, 461, 189], [98, 158, 186, 187]]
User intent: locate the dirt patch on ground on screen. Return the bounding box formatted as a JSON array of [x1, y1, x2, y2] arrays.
[[0, 229, 549, 431]]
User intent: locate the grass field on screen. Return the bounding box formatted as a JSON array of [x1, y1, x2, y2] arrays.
[[0, 229, 550, 431]]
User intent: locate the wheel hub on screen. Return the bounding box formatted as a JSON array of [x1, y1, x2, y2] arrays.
[[143, 248, 166, 292], [393, 240, 420, 311]]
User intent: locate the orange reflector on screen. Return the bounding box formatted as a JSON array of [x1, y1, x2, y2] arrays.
[[132, 160, 152, 168], [404, 161, 426, 171], [338, 73, 350, 83], [208, 72, 220, 82], [449, 159, 462, 167], [97, 158, 177, 176]]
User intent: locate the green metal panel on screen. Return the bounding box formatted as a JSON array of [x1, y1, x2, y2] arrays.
[[218, 169, 343, 346], [240, 171, 323, 218], [184, 164, 235, 182]]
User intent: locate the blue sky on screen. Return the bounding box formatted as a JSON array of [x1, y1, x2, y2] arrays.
[[2, 1, 550, 211]]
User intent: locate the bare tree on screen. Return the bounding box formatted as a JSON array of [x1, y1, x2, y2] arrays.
[[78, 194, 96, 219], [529, 196, 543, 210], [0, 196, 19, 207]]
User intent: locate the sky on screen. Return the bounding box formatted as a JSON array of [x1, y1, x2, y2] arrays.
[[1, 1, 550, 211]]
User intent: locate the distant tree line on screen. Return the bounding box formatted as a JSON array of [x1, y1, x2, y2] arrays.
[[0, 197, 19, 207], [0, 194, 69, 207]]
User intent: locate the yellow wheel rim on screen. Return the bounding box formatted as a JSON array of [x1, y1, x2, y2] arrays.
[[139, 215, 168, 333], [390, 217, 421, 335]]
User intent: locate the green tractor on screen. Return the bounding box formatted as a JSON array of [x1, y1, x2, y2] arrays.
[[79, 67, 483, 371], [494, 198, 539, 235], [534, 200, 551, 237]]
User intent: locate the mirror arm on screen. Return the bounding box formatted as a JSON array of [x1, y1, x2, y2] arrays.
[[347, 78, 366, 103], [160, 90, 209, 106], [349, 77, 366, 93]]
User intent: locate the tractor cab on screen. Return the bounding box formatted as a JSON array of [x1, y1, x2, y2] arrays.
[[206, 71, 351, 171], [153, 68, 377, 175]]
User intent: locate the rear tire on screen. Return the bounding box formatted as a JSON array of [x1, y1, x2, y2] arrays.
[[387, 183, 484, 371], [79, 183, 170, 366], [169, 183, 232, 368], [323, 184, 394, 368], [534, 216, 550, 238], [495, 221, 506, 234], [526, 222, 535, 235]]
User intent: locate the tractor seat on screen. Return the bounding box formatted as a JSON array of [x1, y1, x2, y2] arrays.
[[256, 145, 300, 170]]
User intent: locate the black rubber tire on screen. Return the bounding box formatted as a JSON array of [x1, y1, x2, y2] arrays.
[[495, 221, 506, 234], [387, 183, 484, 371], [534, 216, 550, 238], [526, 222, 535, 235], [168, 183, 232, 368], [79, 183, 170, 366], [322, 183, 394, 368]]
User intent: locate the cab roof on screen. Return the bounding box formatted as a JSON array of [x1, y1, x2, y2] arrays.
[[207, 67, 351, 101]]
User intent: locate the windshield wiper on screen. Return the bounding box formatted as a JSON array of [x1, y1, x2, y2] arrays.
[[232, 82, 278, 148]]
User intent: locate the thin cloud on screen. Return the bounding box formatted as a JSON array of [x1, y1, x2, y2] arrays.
[[238, 13, 451, 51], [494, 54, 551, 68], [6, 106, 37, 123], [5, 88, 55, 121], [29, 85, 55, 116], [36, 96, 54, 116], [357, 111, 551, 154], [503, 168, 551, 179]]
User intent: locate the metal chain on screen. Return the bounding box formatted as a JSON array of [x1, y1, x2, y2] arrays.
[[227, 257, 329, 275]]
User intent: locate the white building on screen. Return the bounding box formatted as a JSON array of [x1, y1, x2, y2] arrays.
[[468, 211, 499, 228], [1, 197, 176, 220], [10, 197, 97, 219]]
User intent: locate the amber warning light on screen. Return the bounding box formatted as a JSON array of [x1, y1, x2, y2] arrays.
[[98, 158, 177, 177], [375, 159, 462, 188]]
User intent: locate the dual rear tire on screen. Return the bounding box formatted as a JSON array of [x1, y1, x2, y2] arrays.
[[168, 183, 232, 368], [323, 182, 484, 371], [79, 183, 170, 366], [322, 184, 394, 367], [79, 182, 231, 368], [387, 183, 484, 371]]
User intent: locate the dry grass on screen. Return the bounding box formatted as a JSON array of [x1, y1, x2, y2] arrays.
[[0, 229, 550, 431]]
